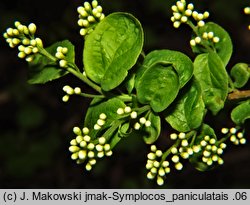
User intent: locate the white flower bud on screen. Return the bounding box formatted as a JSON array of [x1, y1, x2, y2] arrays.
[[32, 47, 39, 54], [100, 14, 105, 20], [139, 117, 146, 124], [155, 150, 163, 157], [97, 137, 105, 145], [192, 145, 201, 153], [85, 163, 92, 171], [181, 16, 188, 23], [217, 148, 223, 155], [70, 139, 77, 146], [55, 52, 65, 59], [172, 155, 180, 163], [203, 150, 211, 157], [165, 167, 171, 174], [170, 133, 178, 140], [171, 5, 178, 12], [157, 177, 164, 186], [130, 111, 137, 119], [181, 152, 189, 159], [117, 108, 124, 115], [181, 139, 188, 147], [213, 37, 220, 43], [202, 32, 208, 39], [173, 12, 181, 20], [96, 144, 103, 152], [69, 145, 80, 153], [88, 151, 95, 158], [162, 161, 170, 168], [240, 138, 246, 144], [83, 135, 91, 142], [147, 172, 155, 180], [203, 11, 210, 19], [14, 21, 21, 28], [87, 16, 96, 23], [105, 150, 113, 156], [89, 159, 97, 165], [171, 147, 178, 154], [62, 95, 69, 102], [97, 151, 105, 158], [59, 60, 67, 68], [124, 106, 132, 113], [94, 124, 101, 130], [74, 87, 81, 94], [209, 138, 216, 144], [76, 135, 83, 143], [153, 161, 160, 168], [194, 36, 201, 44], [208, 32, 214, 39], [92, 0, 98, 8], [211, 145, 217, 152], [178, 132, 186, 139], [173, 21, 181, 28], [80, 141, 87, 148], [71, 153, 79, 160], [25, 56, 33, 62], [147, 153, 156, 160], [104, 144, 111, 151], [190, 39, 196, 46], [80, 28, 87, 36], [78, 150, 87, 159], [185, 9, 192, 16], [97, 119, 105, 126], [197, 13, 204, 21], [220, 143, 227, 149], [212, 155, 218, 161], [18, 52, 26, 58], [145, 120, 151, 127], [63, 85, 74, 95], [176, 1, 184, 11], [207, 159, 213, 166], [82, 127, 89, 135], [35, 38, 43, 47], [175, 162, 183, 170], [230, 135, 237, 143], [73, 127, 82, 135], [218, 158, 224, 165], [200, 140, 207, 147], [187, 3, 194, 10], [84, 2, 91, 11], [192, 11, 198, 19], [96, 5, 103, 13], [99, 113, 107, 120], [197, 20, 205, 27], [134, 122, 141, 130], [28, 23, 37, 34]]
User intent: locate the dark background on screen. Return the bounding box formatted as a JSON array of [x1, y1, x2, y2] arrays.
[[0, 0, 250, 188]]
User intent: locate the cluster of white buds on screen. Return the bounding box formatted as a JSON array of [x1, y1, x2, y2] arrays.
[[116, 106, 152, 131], [94, 113, 107, 130], [3, 21, 43, 62], [244, 7, 250, 30], [171, 0, 209, 28], [146, 145, 171, 186], [77, 0, 105, 36], [221, 127, 246, 145], [55, 46, 68, 68], [197, 135, 226, 166], [62, 85, 82, 102], [190, 31, 220, 47], [69, 126, 112, 171]]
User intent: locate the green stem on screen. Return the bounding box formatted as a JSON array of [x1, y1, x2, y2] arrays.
[[38, 47, 103, 94], [79, 93, 105, 98]]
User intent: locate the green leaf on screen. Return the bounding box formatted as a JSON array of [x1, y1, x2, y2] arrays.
[[231, 100, 250, 125], [136, 63, 179, 112], [28, 40, 74, 84], [193, 52, 228, 115], [193, 22, 233, 66], [138, 50, 193, 88], [165, 78, 205, 132], [143, 112, 161, 144], [84, 97, 126, 139], [230, 63, 250, 88], [84, 12, 144, 91]]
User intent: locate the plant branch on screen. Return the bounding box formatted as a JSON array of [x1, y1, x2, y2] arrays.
[[228, 90, 250, 100]]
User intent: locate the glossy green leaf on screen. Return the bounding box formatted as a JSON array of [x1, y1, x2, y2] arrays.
[[84, 12, 144, 91], [193, 52, 228, 115], [143, 112, 161, 144], [231, 100, 250, 125], [165, 78, 205, 132], [193, 22, 233, 66], [230, 63, 250, 88], [28, 40, 74, 84], [137, 50, 193, 88], [136, 63, 179, 112], [84, 97, 126, 139]]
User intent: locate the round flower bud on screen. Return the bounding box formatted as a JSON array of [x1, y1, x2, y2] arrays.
[[197, 13, 204, 21], [124, 106, 132, 113], [76, 135, 83, 143], [28, 23, 37, 34], [85, 163, 92, 171], [172, 155, 179, 163], [83, 135, 91, 142], [70, 139, 77, 146], [155, 150, 163, 157], [200, 140, 207, 147], [14, 21, 21, 28], [130, 111, 137, 119], [162, 161, 170, 168], [25, 56, 34, 62], [117, 108, 124, 115], [173, 21, 181, 28], [194, 37, 201, 44], [171, 5, 178, 12], [171, 16, 176, 22], [181, 16, 188, 23], [170, 133, 178, 140], [175, 162, 183, 170], [73, 127, 82, 135], [95, 144, 103, 152], [80, 28, 87, 36], [147, 172, 155, 180], [134, 122, 141, 130], [106, 150, 113, 156], [88, 151, 95, 158], [97, 151, 105, 158], [150, 167, 157, 174], [24, 47, 32, 55], [192, 11, 198, 19], [237, 132, 244, 138], [153, 161, 160, 168], [139, 117, 146, 124], [18, 52, 26, 59], [22, 39, 30, 46], [69, 145, 80, 153], [190, 39, 196, 47], [80, 141, 87, 148], [230, 135, 237, 143], [74, 87, 81, 94], [203, 150, 211, 157], [94, 124, 101, 130], [158, 168, 165, 177], [147, 153, 156, 160], [207, 159, 213, 166], [203, 11, 210, 19], [171, 147, 178, 154], [212, 155, 218, 162], [181, 152, 189, 159], [92, 0, 98, 8], [220, 143, 227, 149], [209, 138, 216, 144], [82, 127, 89, 135], [157, 177, 164, 186], [176, 1, 184, 11], [213, 37, 220, 43], [99, 113, 107, 120], [185, 9, 192, 16], [62, 95, 69, 102], [78, 150, 87, 159], [208, 32, 214, 39], [35, 38, 43, 47], [173, 12, 181, 20], [218, 158, 224, 165], [89, 159, 97, 166], [145, 120, 151, 127], [217, 148, 223, 155], [59, 60, 67, 68], [98, 137, 106, 145], [198, 21, 205, 27], [100, 14, 105, 20], [87, 16, 96, 23], [84, 2, 91, 11], [71, 153, 79, 160], [32, 47, 39, 54], [187, 3, 194, 10], [97, 119, 105, 126], [104, 144, 110, 151], [178, 132, 186, 139], [192, 145, 201, 153], [96, 5, 103, 13], [181, 139, 188, 147], [150, 145, 157, 152], [240, 138, 246, 144], [165, 167, 171, 174]]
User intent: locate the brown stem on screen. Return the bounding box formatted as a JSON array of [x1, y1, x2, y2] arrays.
[[228, 90, 250, 100]]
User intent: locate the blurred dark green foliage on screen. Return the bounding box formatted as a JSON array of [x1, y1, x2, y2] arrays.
[[0, 0, 249, 188]]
